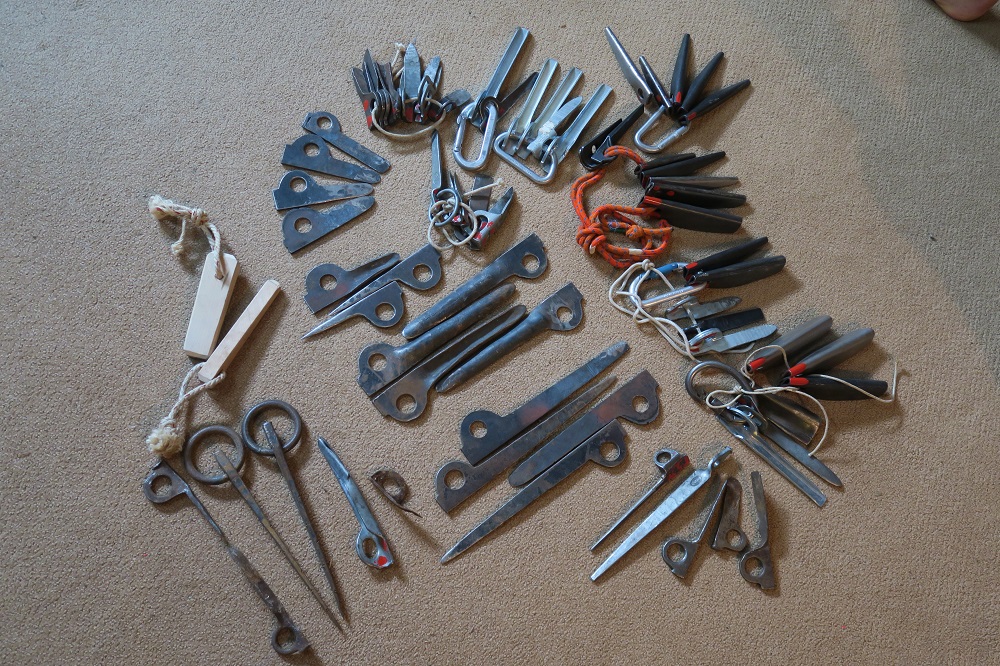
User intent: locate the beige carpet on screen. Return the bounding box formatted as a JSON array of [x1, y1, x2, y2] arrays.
[[2, 0, 998, 663]]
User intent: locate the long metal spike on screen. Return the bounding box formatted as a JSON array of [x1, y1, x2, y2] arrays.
[[214, 451, 343, 629], [263, 423, 347, 619], [442, 421, 627, 563], [504, 58, 559, 151], [474, 27, 530, 119], [435, 375, 617, 512], [523, 68, 583, 144], [142, 460, 312, 654], [590, 448, 689, 550], [591, 447, 731, 581], [604, 27, 653, 104]]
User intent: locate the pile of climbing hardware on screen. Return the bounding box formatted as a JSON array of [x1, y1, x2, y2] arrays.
[[141, 24, 900, 659]]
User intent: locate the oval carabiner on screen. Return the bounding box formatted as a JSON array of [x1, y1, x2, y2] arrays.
[[634, 106, 690, 154], [453, 101, 499, 172], [684, 359, 756, 409]]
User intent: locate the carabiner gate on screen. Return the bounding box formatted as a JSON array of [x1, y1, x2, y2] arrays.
[[634, 107, 690, 153], [453, 101, 499, 172]]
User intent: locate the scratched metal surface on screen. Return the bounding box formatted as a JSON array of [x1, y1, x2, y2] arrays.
[[1, 1, 998, 663]]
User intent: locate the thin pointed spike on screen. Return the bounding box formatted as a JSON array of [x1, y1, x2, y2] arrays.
[[683, 79, 751, 122], [605, 27, 653, 104], [670, 34, 692, 109], [681, 52, 725, 115]]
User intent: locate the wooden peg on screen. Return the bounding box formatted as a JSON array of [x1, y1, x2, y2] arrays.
[[198, 279, 281, 383], [184, 252, 240, 359]]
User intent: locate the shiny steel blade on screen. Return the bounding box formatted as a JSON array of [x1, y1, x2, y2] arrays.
[[480, 71, 539, 129], [479, 27, 530, 104], [665, 297, 742, 321], [402, 44, 421, 112], [549, 84, 613, 164], [524, 67, 582, 141], [759, 419, 843, 487], [430, 130, 445, 194], [697, 324, 776, 353], [505, 58, 559, 149], [548, 98, 583, 131], [638, 56, 670, 108], [362, 50, 379, 90], [685, 309, 764, 336], [523, 97, 582, 159], [591, 447, 730, 581], [605, 27, 653, 104], [590, 449, 689, 550], [417, 56, 441, 113], [352, 67, 372, 98]]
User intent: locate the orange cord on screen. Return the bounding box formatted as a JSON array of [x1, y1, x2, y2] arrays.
[[572, 145, 672, 270]]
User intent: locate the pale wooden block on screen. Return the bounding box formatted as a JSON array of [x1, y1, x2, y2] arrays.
[[198, 279, 281, 383], [183, 252, 240, 359]]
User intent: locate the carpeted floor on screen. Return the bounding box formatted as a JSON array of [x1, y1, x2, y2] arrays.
[[2, 1, 998, 663]]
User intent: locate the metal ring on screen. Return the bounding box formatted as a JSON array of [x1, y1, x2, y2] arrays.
[[684, 360, 755, 408], [430, 188, 462, 227], [661, 539, 690, 566], [241, 400, 302, 456], [688, 328, 721, 350], [183, 425, 246, 485]]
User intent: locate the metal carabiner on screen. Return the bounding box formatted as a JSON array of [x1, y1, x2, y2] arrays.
[[453, 101, 499, 172], [634, 106, 690, 153], [684, 359, 757, 410]]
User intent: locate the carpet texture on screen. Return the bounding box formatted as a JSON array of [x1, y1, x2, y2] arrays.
[[2, 0, 998, 663]]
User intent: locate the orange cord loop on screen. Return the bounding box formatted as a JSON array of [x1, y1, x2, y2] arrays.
[[572, 145, 672, 270]]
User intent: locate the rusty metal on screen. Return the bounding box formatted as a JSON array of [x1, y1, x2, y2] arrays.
[[370, 469, 421, 517], [508, 370, 660, 487], [181, 425, 343, 628], [711, 477, 748, 552], [441, 420, 629, 563], [434, 375, 615, 513], [739, 471, 776, 590], [142, 459, 310, 655], [241, 401, 346, 618], [459, 341, 628, 466]]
